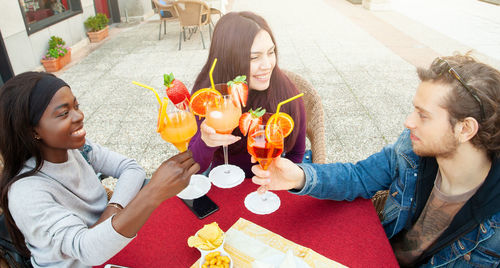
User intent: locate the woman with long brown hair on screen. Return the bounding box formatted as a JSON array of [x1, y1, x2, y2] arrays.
[[188, 11, 306, 179]]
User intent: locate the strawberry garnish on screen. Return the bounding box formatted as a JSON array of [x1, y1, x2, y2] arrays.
[[239, 107, 266, 136], [164, 73, 190, 110], [227, 75, 248, 108]]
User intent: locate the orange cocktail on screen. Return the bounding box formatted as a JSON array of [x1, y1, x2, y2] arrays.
[[194, 83, 244, 188], [247, 125, 284, 170], [159, 110, 197, 152], [205, 94, 241, 134], [243, 93, 303, 215], [244, 123, 284, 215]]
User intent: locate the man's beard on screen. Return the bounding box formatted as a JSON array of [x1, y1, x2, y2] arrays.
[[412, 131, 459, 159]]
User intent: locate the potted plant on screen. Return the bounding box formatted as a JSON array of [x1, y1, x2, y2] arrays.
[[40, 36, 70, 72], [84, 13, 110, 43], [49, 36, 72, 67]]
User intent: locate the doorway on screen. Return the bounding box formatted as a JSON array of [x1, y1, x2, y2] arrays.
[[94, 0, 120, 23], [94, 0, 110, 18], [0, 31, 14, 86]]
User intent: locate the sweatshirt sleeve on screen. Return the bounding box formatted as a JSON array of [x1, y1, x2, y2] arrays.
[[85, 139, 145, 207], [284, 99, 306, 163], [188, 116, 218, 173], [9, 180, 134, 266]]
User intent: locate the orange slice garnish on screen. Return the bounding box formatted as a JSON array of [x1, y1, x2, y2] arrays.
[[266, 112, 294, 140], [189, 88, 222, 117], [157, 97, 168, 133]]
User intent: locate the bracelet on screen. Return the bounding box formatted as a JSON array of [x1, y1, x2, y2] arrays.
[[107, 203, 123, 210]]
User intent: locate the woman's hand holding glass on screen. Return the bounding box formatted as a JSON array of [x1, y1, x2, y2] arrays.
[[147, 151, 200, 204], [199, 121, 241, 147]]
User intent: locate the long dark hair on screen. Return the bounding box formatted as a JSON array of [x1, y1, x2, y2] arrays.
[[0, 72, 54, 256], [192, 11, 303, 152]]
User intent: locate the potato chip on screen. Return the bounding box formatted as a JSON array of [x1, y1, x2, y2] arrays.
[[187, 236, 205, 248], [213, 234, 224, 247], [198, 222, 221, 242], [187, 222, 225, 250]]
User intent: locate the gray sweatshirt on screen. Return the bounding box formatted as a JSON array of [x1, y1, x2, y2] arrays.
[[8, 139, 145, 267]]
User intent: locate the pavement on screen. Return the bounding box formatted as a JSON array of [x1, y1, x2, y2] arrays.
[[53, 0, 500, 177]]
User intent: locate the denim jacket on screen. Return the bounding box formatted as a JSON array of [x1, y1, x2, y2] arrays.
[[294, 129, 500, 267]]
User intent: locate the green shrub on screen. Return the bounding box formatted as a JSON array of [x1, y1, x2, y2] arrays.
[[48, 36, 65, 49], [84, 13, 109, 32]]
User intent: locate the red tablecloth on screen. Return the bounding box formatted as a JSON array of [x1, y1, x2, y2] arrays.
[[98, 179, 398, 268]]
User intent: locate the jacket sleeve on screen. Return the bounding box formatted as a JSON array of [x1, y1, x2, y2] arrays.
[[188, 116, 218, 173], [85, 139, 145, 207], [292, 138, 400, 201], [284, 99, 306, 163]]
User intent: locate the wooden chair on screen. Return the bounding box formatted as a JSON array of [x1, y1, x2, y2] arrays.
[[283, 70, 389, 220], [372, 190, 389, 221], [208, 7, 222, 28], [282, 69, 327, 164], [152, 0, 178, 40], [173, 0, 212, 50]]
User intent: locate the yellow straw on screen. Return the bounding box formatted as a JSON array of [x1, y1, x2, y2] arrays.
[[273, 93, 304, 125], [132, 81, 162, 106], [209, 58, 217, 91], [276, 93, 304, 114], [161, 97, 172, 125]]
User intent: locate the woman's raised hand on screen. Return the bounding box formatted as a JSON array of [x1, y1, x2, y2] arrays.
[[150, 150, 200, 203], [251, 156, 306, 192], [200, 121, 240, 147]]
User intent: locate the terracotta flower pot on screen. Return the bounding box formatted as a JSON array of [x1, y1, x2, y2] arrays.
[[87, 26, 109, 43], [41, 58, 61, 72], [60, 48, 71, 67]]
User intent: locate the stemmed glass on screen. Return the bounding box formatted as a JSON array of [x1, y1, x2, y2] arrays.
[[158, 98, 211, 199], [205, 84, 245, 188], [244, 124, 283, 214], [158, 98, 198, 152]]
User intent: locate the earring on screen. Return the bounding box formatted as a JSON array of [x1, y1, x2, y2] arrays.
[[34, 135, 41, 140]]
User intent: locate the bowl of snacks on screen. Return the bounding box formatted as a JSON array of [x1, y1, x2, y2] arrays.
[[199, 249, 232, 268], [187, 222, 233, 268]]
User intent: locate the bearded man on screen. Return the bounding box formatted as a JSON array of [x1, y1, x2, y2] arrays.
[[251, 53, 500, 267]]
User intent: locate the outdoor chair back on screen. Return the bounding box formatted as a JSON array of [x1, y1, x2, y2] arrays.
[[173, 0, 212, 50], [282, 69, 327, 164], [152, 0, 178, 40]]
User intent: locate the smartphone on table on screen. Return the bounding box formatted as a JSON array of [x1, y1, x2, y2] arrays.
[[180, 195, 219, 219]]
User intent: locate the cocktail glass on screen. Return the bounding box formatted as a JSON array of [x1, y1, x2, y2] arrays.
[[244, 124, 283, 214], [205, 84, 245, 188], [158, 99, 198, 152], [158, 98, 210, 199]]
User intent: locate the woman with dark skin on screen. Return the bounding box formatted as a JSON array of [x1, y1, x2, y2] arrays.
[[0, 72, 199, 267]]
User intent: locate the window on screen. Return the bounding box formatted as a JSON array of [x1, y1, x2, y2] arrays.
[[18, 0, 82, 34]]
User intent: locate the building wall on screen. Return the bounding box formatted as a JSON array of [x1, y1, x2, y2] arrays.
[[0, 0, 96, 74], [118, 0, 154, 22]]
